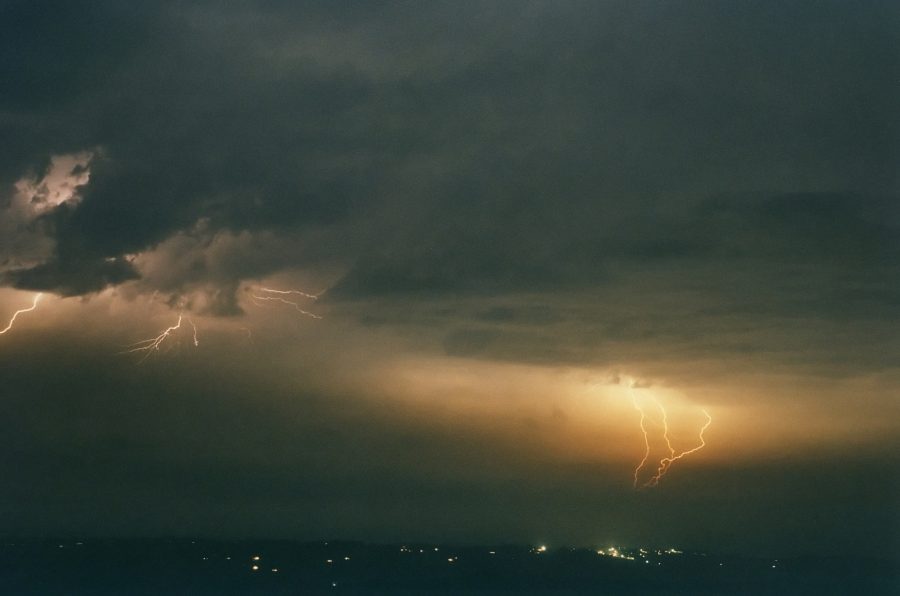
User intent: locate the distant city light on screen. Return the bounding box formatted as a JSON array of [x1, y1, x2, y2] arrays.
[[595, 546, 636, 560]]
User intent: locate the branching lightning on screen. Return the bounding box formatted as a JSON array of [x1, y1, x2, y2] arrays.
[[0, 292, 43, 335], [119, 284, 320, 362], [643, 409, 712, 488], [122, 314, 200, 362], [629, 385, 711, 489], [250, 286, 322, 319]]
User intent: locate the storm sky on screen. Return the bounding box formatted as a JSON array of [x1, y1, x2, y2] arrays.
[[1, 1, 898, 557]]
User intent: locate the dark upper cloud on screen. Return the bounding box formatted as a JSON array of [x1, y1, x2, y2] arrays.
[[1, 1, 386, 295], [2, 1, 897, 302], [2, 255, 138, 296], [336, 191, 899, 309], [339, 188, 900, 378]]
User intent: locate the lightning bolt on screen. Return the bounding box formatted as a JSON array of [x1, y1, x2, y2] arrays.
[[630, 388, 652, 489], [258, 287, 320, 300], [628, 383, 711, 489], [188, 317, 199, 347], [0, 292, 43, 335], [122, 314, 199, 362], [647, 397, 676, 485], [644, 408, 712, 488], [250, 286, 322, 319]]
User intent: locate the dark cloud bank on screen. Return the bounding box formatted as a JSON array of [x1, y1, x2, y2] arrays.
[[2, 1, 896, 301]]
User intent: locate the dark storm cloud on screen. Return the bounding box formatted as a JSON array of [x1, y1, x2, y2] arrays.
[[338, 190, 900, 376], [2, 0, 897, 303], [2, 255, 138, 296], [1, 0, 387, 294], [321, 0, 899, 306]]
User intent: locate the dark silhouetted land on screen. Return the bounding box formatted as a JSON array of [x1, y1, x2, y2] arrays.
[[0, 538, 896, 594]]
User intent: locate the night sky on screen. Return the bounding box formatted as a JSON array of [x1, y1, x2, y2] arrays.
[[1, 1, 898, 559]]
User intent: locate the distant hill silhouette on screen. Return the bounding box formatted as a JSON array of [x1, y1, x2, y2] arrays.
[[0, 538, 896, 594]]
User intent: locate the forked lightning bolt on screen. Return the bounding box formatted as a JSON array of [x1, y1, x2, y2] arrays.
[[250, 286, 322, 319], [122, 314, 199, 362], [630, 387, 711, 488], [0, 292, 43, 335], [644, 408, 712, 487]]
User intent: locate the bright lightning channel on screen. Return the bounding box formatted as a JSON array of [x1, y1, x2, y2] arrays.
[[188, 317, 199, 346], [258, 287, 319, 300], [629, 387, 652, 489], [122, 314, 199, 362], [629, 385, 711, 489], [250, 287, 322, 319], [0, 292, 43, 335], [646, 397, 676, 486], [644, 409, 712, 488]]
